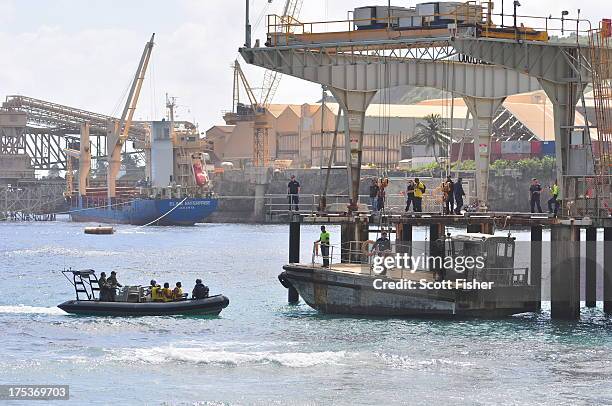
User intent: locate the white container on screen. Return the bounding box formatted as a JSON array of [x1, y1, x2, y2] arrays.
[[416, 3, 436, 17], [354, 7, 375, 27]]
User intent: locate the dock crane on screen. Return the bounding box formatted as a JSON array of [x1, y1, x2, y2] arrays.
[[106, 33, 155, 200], [231, 0, 303, 167]]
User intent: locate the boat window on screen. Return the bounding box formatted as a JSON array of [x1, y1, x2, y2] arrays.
[[506, 243, 514, 258], [497, 242, 506, 257]]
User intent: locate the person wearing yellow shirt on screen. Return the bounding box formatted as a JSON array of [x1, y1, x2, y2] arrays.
[[548, 180, 560, 217], [161, 283, 174, 302], [150, 280, 163, 302], [413, 178, 426, 212], [172, 282, 184, 301]]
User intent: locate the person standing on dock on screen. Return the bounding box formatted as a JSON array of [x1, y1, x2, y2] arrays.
[[317, 225, 331, 267], [405, 179, 415, 212], [369, 179, 379, 212], [454, 177, 466, 214], [413, 178, 426, 212], [442, 176, 455, 215], [548, 180, 560, 217], [529, 178, 543, 213], [287, 175, 301, 211]]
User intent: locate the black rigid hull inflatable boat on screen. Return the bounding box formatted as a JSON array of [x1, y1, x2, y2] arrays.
[[58, 269, 229, 317], [58, 295, 229, 316]]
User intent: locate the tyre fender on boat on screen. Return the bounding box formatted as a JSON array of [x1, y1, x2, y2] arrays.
[[362, 240, 375, 257]]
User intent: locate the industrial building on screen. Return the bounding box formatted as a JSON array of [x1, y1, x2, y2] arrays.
[[206, 89, 597, 169]]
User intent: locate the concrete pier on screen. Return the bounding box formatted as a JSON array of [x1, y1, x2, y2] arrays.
[[585, 227, 597, 308], [605, 228, 612, 313], [341, 220, 368, 263], [288, 221, 300, 303], [395, 223, 412, 255], [550, 225, 580, 320], [530, 226, 542, 311]]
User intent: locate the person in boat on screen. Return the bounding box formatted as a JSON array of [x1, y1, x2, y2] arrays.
[[107, 271, 122, 302], [192, 279, 210, 299], [149, 280, 160, 301], [529, 178, 543, 213], [98, 272, 109, 301], [316, 225, 331, 267], [372, 231, 391, 254], [172, 282, 184, 301], [161, 283, 174, 302]]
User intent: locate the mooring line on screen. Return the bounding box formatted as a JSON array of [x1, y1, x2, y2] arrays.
[[138, 196, 189, 227]]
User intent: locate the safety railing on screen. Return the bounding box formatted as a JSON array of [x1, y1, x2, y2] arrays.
[[266, 2, 595, 48], [265, 193, 445, 217], [309, 239, 529, 288]]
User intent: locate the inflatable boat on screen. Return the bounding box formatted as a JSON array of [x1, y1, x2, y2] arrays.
[[58, 295, 229, 316], [58, 269, 229, 317]]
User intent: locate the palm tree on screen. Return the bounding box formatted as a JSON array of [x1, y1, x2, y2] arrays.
[[408, 114, 451, 164]]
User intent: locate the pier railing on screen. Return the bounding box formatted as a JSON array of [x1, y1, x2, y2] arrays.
[[310, 241, 530, 288], [265, 193, 444, 218]]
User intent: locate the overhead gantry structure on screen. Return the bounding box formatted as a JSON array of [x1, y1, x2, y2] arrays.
[[0, 95, 148, 171], [241, 46, 539, 207], [240, 3, 612, 214]]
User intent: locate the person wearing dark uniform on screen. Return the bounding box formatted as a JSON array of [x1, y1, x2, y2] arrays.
[[373, 232, 391, 253], [192, 279, 209, 299], [443, 176, 455, 215], [454, 177, 466, 214], [369, 179, 379, 212], [548, 180, 560, 217], [317, 225, 331, 267], [287, 175, 300, 211], [98, 272, 109, 301], [405, 180, 415, 212], [529, 178, 543, 213], [107, 271, 122, 302]]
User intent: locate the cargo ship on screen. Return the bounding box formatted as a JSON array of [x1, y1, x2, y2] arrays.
[[64, 35, 218, 226], [66, 103, 218, 226]]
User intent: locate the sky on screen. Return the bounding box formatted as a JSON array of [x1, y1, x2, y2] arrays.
[[0, 0, 610, 131]]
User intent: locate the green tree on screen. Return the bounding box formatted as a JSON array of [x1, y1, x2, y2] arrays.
[[408, 114, 451, 164]]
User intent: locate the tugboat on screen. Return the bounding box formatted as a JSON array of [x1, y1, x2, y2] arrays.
[[279, 233, 539, 318], [58, 270, 229, 317]]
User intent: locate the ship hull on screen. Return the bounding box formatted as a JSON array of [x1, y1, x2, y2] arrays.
[[70, 197, 218, 226], [280, 265, 539, 318]]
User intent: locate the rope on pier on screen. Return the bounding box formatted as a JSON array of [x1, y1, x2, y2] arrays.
[[139, 197, 189, 227]]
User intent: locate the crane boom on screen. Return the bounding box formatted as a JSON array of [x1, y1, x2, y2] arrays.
[[119, 33, 155, 142], [107, 33, 155, 199]]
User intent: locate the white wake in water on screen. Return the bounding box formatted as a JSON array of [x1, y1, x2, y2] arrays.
[[0, 305, 65, 315], [111, 347, 350, 368]]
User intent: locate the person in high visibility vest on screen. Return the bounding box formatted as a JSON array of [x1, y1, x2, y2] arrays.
[[316, 225, 331, 267], [548, 180, 560, 217], [413, 178, 426, 212]]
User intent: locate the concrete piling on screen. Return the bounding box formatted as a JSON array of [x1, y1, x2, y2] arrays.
[[288, 221, 300, 303], [604, 228, 612, 313], [585, 227, 597, 308], [395, 223, 412, 267], [550, 225, 580, 320], [530, 226, 542, 311]]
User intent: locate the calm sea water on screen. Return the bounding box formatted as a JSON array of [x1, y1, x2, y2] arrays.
[[1, 218, 612, 405]]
